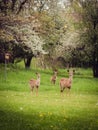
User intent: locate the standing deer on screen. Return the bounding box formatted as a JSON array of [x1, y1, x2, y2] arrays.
[[29, 73, 40, 96], [60, 69, 73, 95], [50, 70, 57, 85]]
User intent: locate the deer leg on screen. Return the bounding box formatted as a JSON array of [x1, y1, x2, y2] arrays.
[[52, 80, 55, 84], [51, 79, 53, 84], [66, 88, 70, 96], [54, 80, 56, 85], [60, 89, 63, 97], [30, 87, 34, 95], [36, 86, 38, 96], [60, 87, 65, 97]]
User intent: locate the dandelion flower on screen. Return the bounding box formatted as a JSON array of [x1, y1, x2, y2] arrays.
[[20, 107, 23, 110]]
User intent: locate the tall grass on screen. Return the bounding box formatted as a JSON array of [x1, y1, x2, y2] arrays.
[[0, 64, 98, 130]]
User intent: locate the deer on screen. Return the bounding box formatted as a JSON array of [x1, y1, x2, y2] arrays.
[[60, 69, 73, 95], [50, 70, 58, 85], [29, 73, 40, 96]]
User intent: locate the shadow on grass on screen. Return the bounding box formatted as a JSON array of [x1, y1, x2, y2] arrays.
[[0, 109, 97, 130]]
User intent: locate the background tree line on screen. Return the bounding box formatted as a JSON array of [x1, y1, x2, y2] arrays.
[[0, 0, 98, 77]]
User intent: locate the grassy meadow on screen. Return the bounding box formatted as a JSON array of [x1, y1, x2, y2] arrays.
[[0, 63, 98, 130]]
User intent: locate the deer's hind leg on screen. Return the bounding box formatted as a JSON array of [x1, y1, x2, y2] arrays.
[[60, 87, 65, 97], [66, 87, 71, 96], [36, 86, 39, 96], [30, 86, 34, 95]]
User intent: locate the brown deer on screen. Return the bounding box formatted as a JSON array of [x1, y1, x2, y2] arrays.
[[60, 69, 73, 95], [50, 70, 57, 85], [29, 73, 40, 96]]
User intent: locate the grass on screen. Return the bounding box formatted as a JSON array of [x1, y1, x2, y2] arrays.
[[0, 64, 98, 130]]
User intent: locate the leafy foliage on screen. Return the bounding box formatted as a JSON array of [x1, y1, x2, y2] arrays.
[[70, 0, 98, 76]]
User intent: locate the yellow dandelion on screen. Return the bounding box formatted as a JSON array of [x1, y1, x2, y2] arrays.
[[39, 114, 43, 117], [50, 112, 52, 115]]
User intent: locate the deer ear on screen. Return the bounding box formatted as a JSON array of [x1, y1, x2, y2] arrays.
[[36, 73, 40, 76]]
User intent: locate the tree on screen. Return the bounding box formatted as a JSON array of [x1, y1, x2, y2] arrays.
[[36, 1, 67, 68], [0, 0, 48, 69], [0, 15, 46, 68], [70, 0, 98, 77]]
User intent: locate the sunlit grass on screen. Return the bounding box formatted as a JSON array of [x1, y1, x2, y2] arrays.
[[0, 65, 98, 130]]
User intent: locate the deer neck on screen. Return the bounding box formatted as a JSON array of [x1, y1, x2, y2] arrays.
[[69, 75, 73, 81], [37, 76, 40, 82], [54, 74, 57, 77]]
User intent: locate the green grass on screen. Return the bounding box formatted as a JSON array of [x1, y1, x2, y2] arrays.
[[0, 65, 98, 130]]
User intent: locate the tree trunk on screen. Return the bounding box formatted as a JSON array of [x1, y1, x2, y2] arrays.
[[92, 22, 98, 78], [93, 53, 98, 77], [24, 56, 32, 69], [93, 65, 98, 77]]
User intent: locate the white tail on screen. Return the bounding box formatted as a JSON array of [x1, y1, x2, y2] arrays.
[[50, 71, 57, 85], [60, 69, 73, 94], [29, 73, 40, 96]]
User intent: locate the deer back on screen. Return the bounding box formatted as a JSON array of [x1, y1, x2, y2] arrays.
[[60, 69, 73, 89], [60, 78, 72, 88], [29, 73, 40, 88]]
